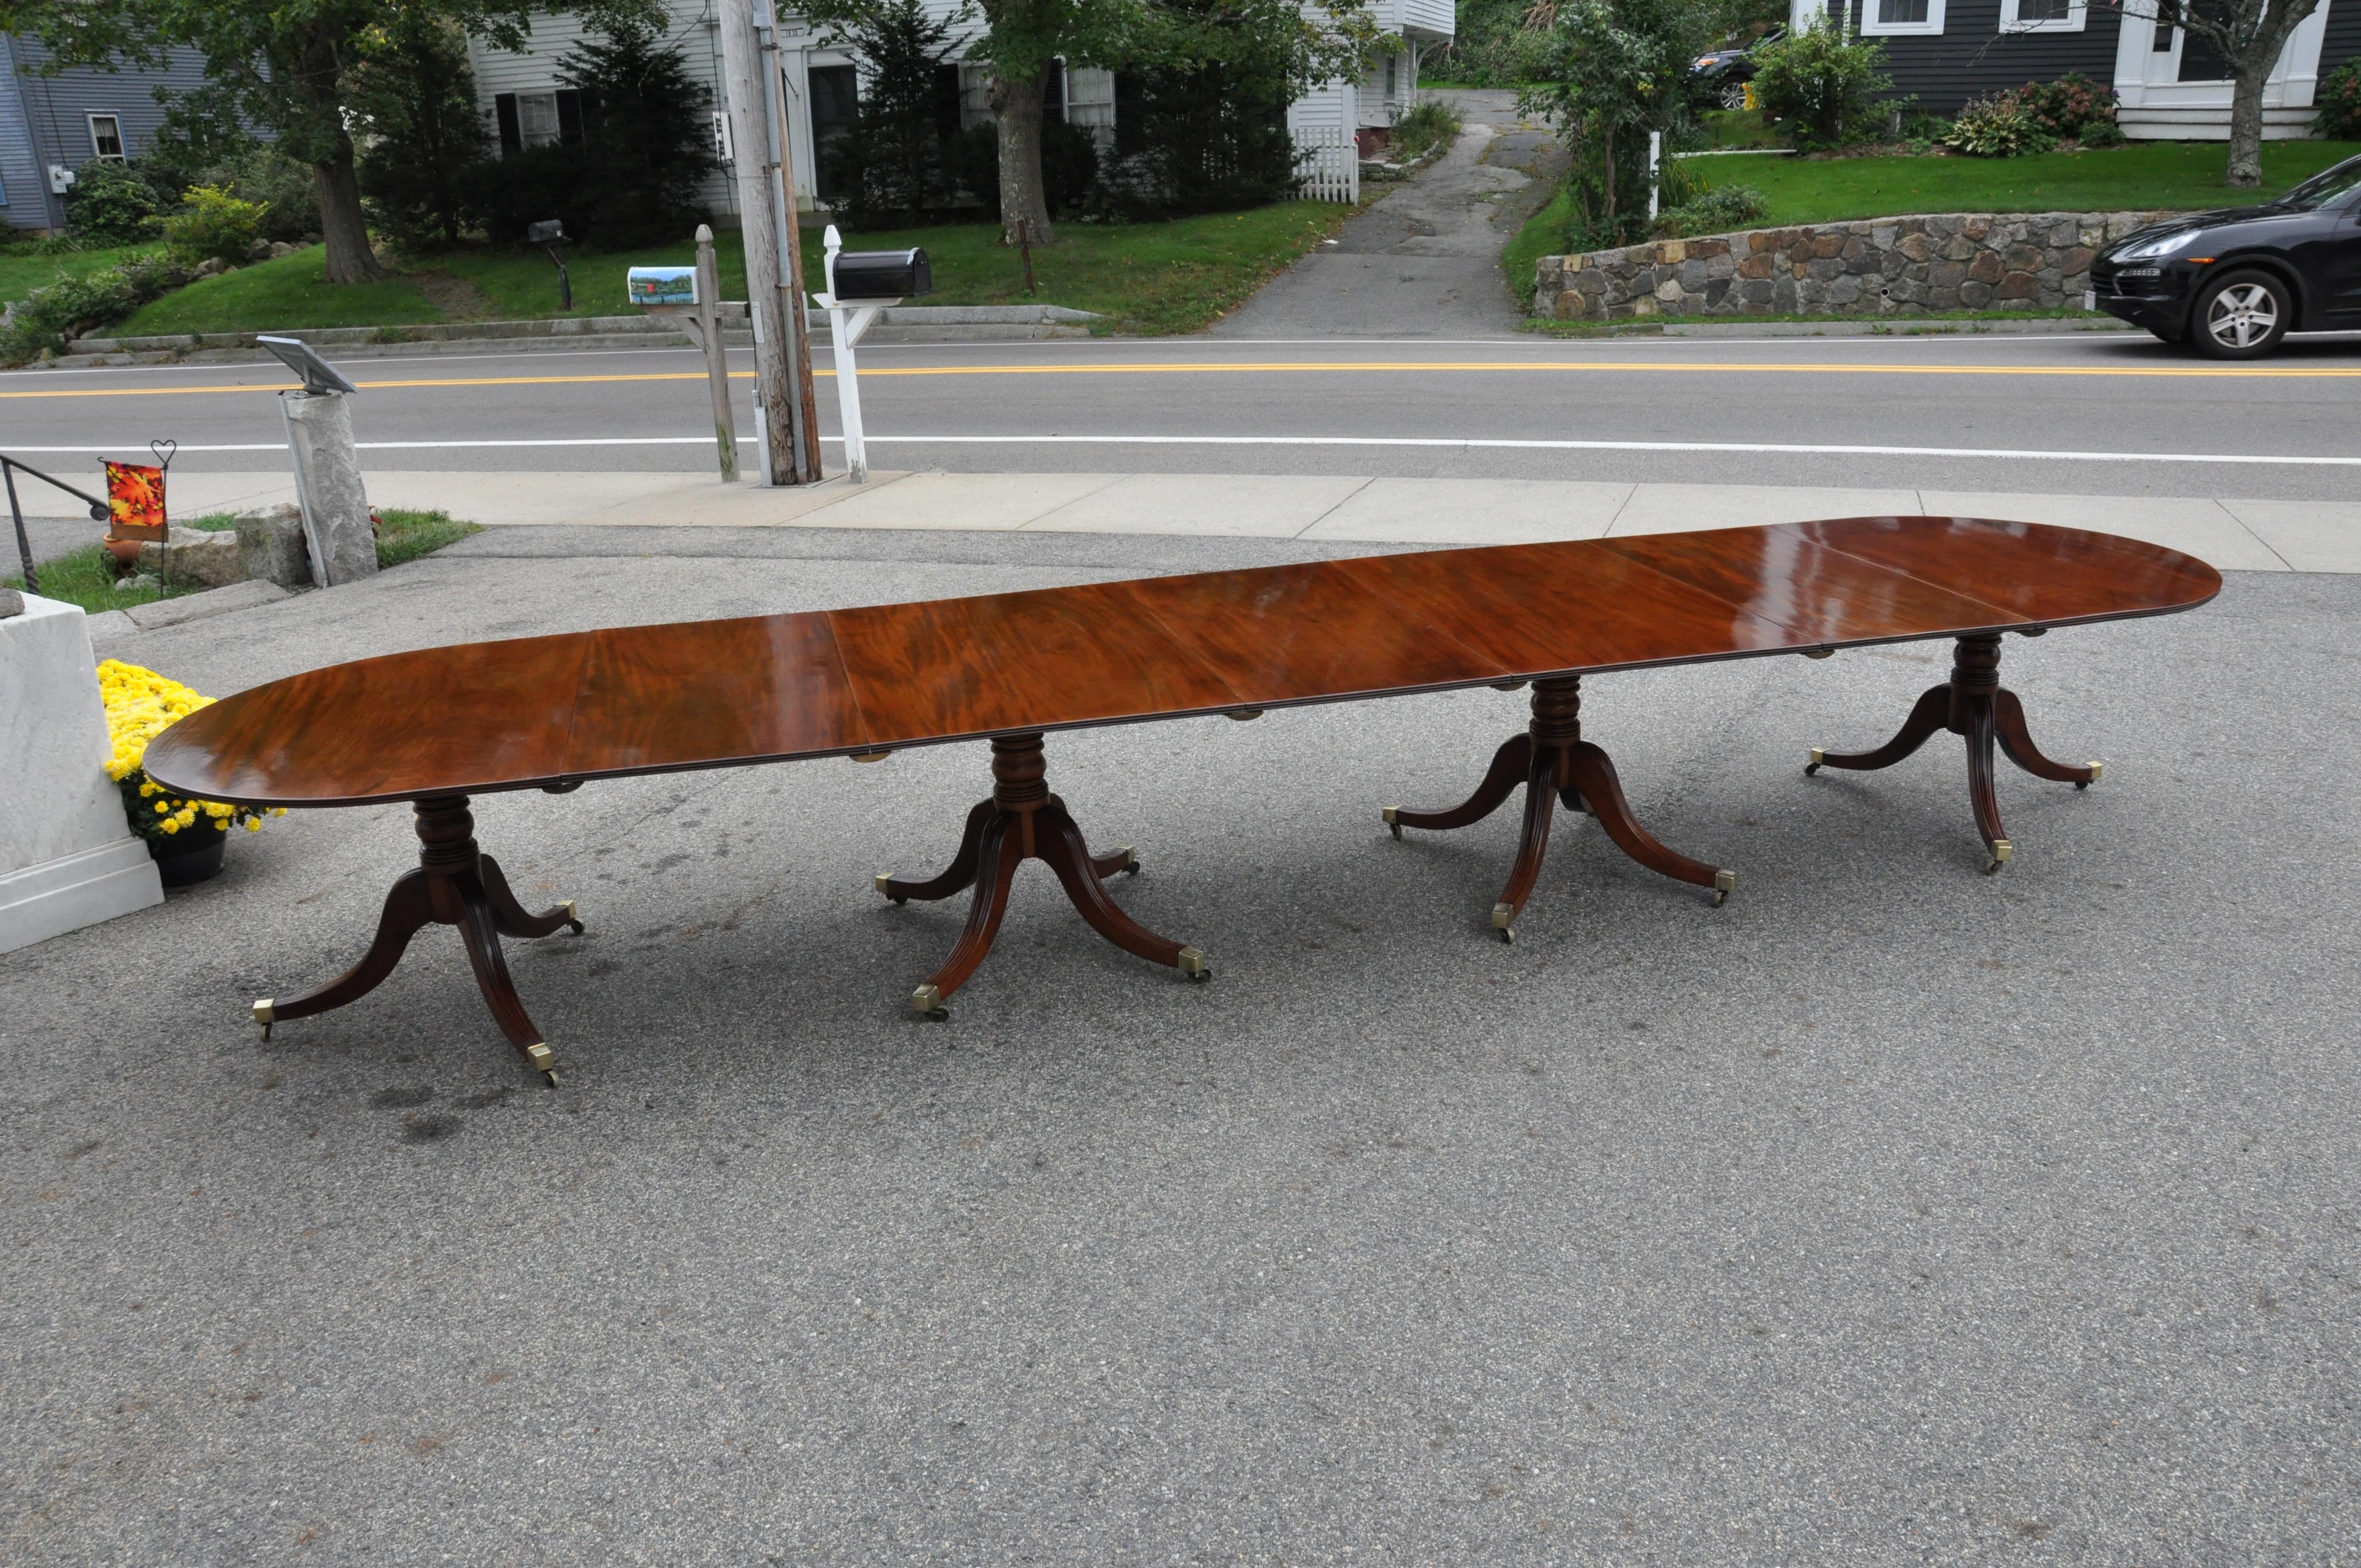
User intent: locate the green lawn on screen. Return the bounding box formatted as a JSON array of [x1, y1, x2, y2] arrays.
[[1503, 182, 1577, 311], [103, 202, 1356, 339], [1685, 140, 2361, 226], [6, 509, 482, 614], [0, 245, 160, 309]]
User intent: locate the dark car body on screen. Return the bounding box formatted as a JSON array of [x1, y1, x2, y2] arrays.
[[2091, 155, 2361, 349], [1689, 31, 1782, 110]]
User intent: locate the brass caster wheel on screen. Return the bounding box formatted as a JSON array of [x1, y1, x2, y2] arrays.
[[1382, 805, 1402, 840], [911, 984, 950, 1021], [875, 872, 907, 906], [1178, 947, 1211, 983], [1491, 903, 1515, 944], [1112, 845, 1141, 876], [1711, 868, 1737, 908], [558, 899, 585, 935], [1982, 839, 2012, 876], [252, 997, 274, 1042], [525, 1042, 559, 1087], [2076, 761, 2103, 792], [1805, 746, 1825, 777]]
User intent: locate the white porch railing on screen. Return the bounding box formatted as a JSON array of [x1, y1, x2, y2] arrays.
[[1294, 127, 1360, 204]]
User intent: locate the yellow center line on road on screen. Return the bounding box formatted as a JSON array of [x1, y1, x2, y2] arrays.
[[7, 358, 2361, 400]]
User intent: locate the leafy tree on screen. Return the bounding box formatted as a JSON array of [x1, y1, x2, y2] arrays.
[[350, 7, 487, 249], [0, 0, 654, 284], [2092, 0, 2325, 187], [1516, 0, 1712, 247], [810, 0, 1378, 247], [1745, 21, 1891, 150]]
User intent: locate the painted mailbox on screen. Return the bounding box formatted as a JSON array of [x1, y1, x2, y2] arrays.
[[627, 266, 699, 308]]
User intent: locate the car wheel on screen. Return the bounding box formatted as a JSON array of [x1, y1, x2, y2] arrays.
[[2189, 269, 2292, 359], [1720, 80, 1749, 111]]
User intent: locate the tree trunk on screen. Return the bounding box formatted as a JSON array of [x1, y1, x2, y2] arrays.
[[2224, 61, 2268, 188], [989, 68, 1055, 247], [313, 152, 384, 282]]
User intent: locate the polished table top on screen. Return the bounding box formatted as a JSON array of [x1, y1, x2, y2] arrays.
[[143, 517, 2222, 810]]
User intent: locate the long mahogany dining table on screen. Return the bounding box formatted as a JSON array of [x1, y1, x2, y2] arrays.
[[142, 516, 2220, 1084]]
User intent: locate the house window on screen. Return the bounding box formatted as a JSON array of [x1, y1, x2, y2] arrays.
[[2000, 0, 2085, 32], [516, 91, 561, 148], [89, 114, 126, 161], [1860, 0, 1945, 34], [492, 90, 589, 156]]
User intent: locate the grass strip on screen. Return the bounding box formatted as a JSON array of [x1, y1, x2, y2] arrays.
[[6, 508, 482, 614]]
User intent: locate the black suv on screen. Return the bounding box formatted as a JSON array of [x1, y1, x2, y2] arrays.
[[2091, 153, 2361, 358], [1689, 30, 1782, 112]]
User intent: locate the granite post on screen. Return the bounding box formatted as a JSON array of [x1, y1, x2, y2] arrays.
[[280, 390, 378, 586]]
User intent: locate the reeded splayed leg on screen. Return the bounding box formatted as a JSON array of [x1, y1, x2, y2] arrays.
[[1806, 632, 2102, 873], [1386, 676, 1733, 940], [881, 734, 1207, 1021], [251, 795, 584, 1085]]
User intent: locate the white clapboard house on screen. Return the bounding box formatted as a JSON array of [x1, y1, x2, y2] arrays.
[[467, 0, 1451, 217]]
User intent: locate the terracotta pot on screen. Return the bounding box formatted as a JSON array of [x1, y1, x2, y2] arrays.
[[146, 827, 227, 886], [104, 537, 145, 568]]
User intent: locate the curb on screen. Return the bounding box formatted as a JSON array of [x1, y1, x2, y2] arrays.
[[87, 580, 293, 644], [1662, 315, 2141, 337], [56, 303, 1106, 368]]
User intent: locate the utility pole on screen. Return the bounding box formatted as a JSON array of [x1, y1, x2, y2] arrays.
[[718, 0, 816, 485], [760, 18, 825, 483]]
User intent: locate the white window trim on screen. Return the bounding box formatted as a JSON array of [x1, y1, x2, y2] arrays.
[[1860, 0, 1946, 36], [2000, 0, 2086, 34], [87, 112, 126, 161]]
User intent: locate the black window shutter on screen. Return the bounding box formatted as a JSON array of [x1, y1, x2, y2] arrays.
[[934, 64, 962, 143], [556, 89, 584, 146], [1113, 72, 1143, 157], [495, 93, 521, 155], [1042, 60, 1065, 123]]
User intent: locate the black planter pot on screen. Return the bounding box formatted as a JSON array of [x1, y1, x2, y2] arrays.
[[147, 826, 227, 886]]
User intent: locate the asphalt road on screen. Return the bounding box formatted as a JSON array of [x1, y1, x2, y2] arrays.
[[7, 329, 2361, 509], [6, 526, 2356, 1563]]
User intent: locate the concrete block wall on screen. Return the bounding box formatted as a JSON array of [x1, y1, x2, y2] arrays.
[[1534, 211, 2169, 322]]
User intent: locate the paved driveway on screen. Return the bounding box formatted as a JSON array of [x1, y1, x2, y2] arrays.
[[4, 526, 2356, 1563], [1211, 107, 1559, 339]]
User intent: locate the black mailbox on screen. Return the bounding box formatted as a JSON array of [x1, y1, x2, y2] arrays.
[[832, 248, 931, 300]]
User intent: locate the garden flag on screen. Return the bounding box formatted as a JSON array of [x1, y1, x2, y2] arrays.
[[104, 460, 167, 543]]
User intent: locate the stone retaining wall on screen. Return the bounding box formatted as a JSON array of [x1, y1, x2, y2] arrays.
[[1534, 211, 2167, 322]]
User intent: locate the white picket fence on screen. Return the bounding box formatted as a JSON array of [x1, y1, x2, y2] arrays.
[[1294, 127, 1361, 204]]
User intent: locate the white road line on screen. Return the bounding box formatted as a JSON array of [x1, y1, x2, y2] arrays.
[[9, 433, 2359, 465]]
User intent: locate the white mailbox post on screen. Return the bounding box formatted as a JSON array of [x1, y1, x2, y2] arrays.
[[811, 228, 931, 486]]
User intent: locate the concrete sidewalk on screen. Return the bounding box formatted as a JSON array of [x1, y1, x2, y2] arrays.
[[78, 466, 2361, 575]]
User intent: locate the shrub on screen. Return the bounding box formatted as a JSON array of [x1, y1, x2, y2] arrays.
[[1749, 23, 1892, 149], [1653, 180, 1767, 237], [351, 10, 487, 248], [560, 18, 717, 246], [820, 0, 962, 227], [0, 259, 178, 364], [2318, 59, 2361, 139], [2020, 72, 2119, 141], [162, 185, 268, 267], [66, 160, 163, 242], [208, 148, 322, 243], [1942, 91, 2058, 157], [945, 119, 1105, 222], [1390, 99, 1464, 162], [2078, 116, 2126, 148]]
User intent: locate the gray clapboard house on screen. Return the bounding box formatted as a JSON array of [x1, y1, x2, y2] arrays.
[[1792, 0, 2360, 138], [2, 34, 213, 232]]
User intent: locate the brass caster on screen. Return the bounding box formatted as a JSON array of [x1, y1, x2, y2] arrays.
[[524, 1042, 558, 1086], [1491, 903, 1515, 944], [2077, 760, 2103, 791], [558, 899, 584, 935], [875, 872, 907, 906], [911, 983, 950, 1021], [1382, 805, 1402, 840], [1805, 746, 1825, 777], [1983, 839, 2013, 876], [1178, 946, 1211, 982], [1712, 868, 1737, 907], [252, 997, 274, 1042], [1111, 845, 1140, 875]]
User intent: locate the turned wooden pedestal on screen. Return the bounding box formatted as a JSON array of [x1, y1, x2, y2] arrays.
[[1384, 677, 1735, 941], [252, 796, 583, 1083], [877, 734, 1209, 1019], [1806, 632, 2101, 873]]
